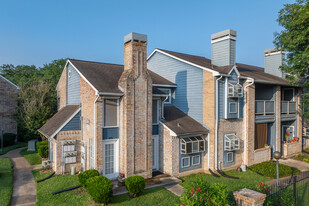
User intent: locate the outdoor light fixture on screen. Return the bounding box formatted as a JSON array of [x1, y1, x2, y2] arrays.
[[273, 151, 282, 187]]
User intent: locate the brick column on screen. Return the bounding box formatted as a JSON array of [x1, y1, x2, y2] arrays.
[[276, 86, 281, 152], [297, 88, 303, 140], [234, 188, 266, 206], [244, 82, 255, 166]]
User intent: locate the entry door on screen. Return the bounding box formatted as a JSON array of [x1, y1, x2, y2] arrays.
[[103, 140, 119, 179], [152, 135, 159, 170]]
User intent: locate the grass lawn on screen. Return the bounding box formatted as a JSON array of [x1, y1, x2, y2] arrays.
[[0, 158, 13, 206], [0, 142, 27, 155], [248, 161, 301, 178], [292, 153, 309, 163], [20, 148, 42, 165], [110, 187, 180, 206], [181, 169, 271, 193]]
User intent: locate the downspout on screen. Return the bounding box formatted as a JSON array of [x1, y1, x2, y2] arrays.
[[207, 133, 210, 169], [243, 78, 254, 166], [215, 75, 223, 170], [161, 96, 168, 119], [93, 94, 100, 169]]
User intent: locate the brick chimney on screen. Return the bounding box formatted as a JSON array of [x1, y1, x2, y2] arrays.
[[118, 32, 153, 178], [211, 29, 237, 66], [264, 48, 286, 78]]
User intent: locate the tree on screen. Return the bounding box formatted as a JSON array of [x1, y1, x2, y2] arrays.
[[274, 0, 309, 120]]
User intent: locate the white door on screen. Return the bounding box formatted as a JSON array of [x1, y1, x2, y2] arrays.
[[103, 140, 119, 179], [152, 135, 159, 170]]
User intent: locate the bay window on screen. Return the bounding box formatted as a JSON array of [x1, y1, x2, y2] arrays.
[[181, 136, 206, 154]]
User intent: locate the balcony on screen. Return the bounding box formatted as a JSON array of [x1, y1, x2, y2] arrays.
[[255, 100, 275, 115], [281, 101, 296, 114]]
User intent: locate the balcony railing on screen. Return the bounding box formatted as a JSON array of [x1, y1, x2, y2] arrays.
[[255, 100, 275, 115], [281, 101, 296, 114]]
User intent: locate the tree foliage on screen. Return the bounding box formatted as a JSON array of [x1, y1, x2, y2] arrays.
[[0, 59, 66, 141], [274, 0, 309, 120]]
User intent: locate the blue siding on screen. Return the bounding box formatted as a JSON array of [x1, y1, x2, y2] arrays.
[[223, 134, 235, 167], [228, 70, 238, 83], [218, 78, 225, 119], [103, 128, 119, 140], [66, 63, 80, 104], [148, 52, 203, 124], [152, 125, 159, 135], [267, 122, 276, 158], [61, 111, 81, 131]]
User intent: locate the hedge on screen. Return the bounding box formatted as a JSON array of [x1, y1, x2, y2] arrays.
[[78, 169, 100, 187], [125, 176, 145, 197], [36, 141, 48, 158], [2, 133, 16, 147], [86, 176, 113, 205]]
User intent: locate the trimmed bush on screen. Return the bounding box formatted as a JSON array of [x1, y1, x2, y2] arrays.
[[125, 176, 145, 197], [86, 176, 113, 205], [78, 169, 100, 187], [36, 141, 48, 158], [3, 133, 16, 147]]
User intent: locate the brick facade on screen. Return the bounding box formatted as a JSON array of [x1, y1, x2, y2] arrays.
[[0, 76, 18, 135], [57, 67, 67, 110]]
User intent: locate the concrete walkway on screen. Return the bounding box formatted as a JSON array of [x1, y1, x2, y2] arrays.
[[165, 184, 184, 196], [0, 147, 37, 206], [279, 158, 309, 172]]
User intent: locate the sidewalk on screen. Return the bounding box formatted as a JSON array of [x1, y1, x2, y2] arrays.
[[279, 158, 309, 172], [0, 147, 37, 206]]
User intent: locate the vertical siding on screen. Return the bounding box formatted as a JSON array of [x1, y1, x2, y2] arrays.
[[265, 53, 284, 78], [211, 39, 236, 66], [148, 52, 203, 124], [218, 78, 226, 119], [61, 111, 81, 131], [66, 63, 80, 104]]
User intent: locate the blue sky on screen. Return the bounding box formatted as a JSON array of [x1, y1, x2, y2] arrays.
[[0, 0, 294, 68]]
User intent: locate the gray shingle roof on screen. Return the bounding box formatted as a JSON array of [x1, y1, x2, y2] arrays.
[[69, 59, 176, 94]]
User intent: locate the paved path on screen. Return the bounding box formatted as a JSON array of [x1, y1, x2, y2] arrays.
[[0, 147, 37, 206], [279, 158, 309, 172], [165, 184, 184, 196]]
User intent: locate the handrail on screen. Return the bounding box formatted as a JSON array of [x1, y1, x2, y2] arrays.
[[255, 100, 275, 115], [281, 101, 296, 114]]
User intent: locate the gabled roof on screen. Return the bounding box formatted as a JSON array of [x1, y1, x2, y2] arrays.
[[38, 105, 80, 139], [68, 59, 176, 94], [150, 48, 291, 86], [0, 74, 20, 90], [161, 106, 209, 136]]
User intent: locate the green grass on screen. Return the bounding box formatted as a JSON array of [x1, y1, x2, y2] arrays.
[[181, 169, 271, 193], [0, 142, 27, 155], [293, 153, 309, 163], [20, 148, 42, 165], [248, 161, 301, 178], [110, 187, 180, 206], [296, 179, 309, 206], [0, 158, 13, 206]]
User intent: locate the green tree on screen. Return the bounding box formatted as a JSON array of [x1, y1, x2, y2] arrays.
[[274, 0, 309, 120]]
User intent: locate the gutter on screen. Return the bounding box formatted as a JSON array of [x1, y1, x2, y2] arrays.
[[215, 74, 223, 170], [93, 95, 100, 169], [243, 77, 254, 166]]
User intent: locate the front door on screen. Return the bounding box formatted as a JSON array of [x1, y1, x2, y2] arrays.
[[103, 140, 119, 179], [152, 135, 159, 170]]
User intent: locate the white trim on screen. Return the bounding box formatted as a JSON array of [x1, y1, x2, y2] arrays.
[[181, 156, 190, 168], [229, 102, 237, 114], [103, 139, 119, 179], [152, 84, 177, 88], [282, 125, 295, 139], [158, 88, 172, 104], [159, 121, 177, 137], [224, 78, 228, 119], [98, 92, 123, 96], [48, 107, 81, 139], [215, 75, 223, 170], [153, 99, 159, 124], [282, 88, 295, 101], [103, 98, 119, 128], [152, 135, 159, 170], [264, 51, 284, 56], [192, 155, 201, 166], [93, 95, 99, 170], [228, 65, 240, 77], [0, 75, 20, 90], [211, 35, 237, 44], [147, 49, 220, 76], [226, 152, 233, 163], [54, 142, 57, 172]]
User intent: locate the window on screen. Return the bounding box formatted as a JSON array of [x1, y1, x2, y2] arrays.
[[228, 83, 243, 98], [229, 102, 237, 113], [283, 125, 294, 141], [227, 152, 233, 163], [181, 136, 206, 154], [158, 88, 172, 104], [181, 157, 190, 168], [68, 69, 71, 78], [103, 99, 118, 127], [192, 155, 200, 166], [152, 100, 159, 124], [282, 88, 294, 101], [224, 134, 240, 151]]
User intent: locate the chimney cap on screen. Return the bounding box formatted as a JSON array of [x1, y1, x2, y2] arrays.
[[264, 47, 285, 55], [211, 29, 237, 41], [124, 32, 147, 44]]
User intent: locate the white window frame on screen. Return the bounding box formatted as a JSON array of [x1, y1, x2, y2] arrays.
[[227, 152, 234, 163], [158, 88, 172, 104], [228, 83, 235, 97], [103, 98, 119, 128], [227, 83, 243, 98], [192, 155, 201, 166], [181, 156, 190, 168], [103, 139, 119, 179], [229, 102, 237, 114], [68, 69, 71, 78], [224, 133, 240, 151], [282, 125, 295, 139], [181, 136, 206, 154], [152, 99, 159, 125], [282, 88, 295, 101]]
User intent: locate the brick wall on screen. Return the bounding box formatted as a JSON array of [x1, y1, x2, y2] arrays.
[[57, 66, 67, 110], [283, 141, 302, 157], [254, 146, 271, 164], [0, 76, 18, 135]]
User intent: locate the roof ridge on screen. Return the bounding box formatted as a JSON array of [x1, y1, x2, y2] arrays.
[[156, 48, 210, 60], [69, 58, 124, 67]]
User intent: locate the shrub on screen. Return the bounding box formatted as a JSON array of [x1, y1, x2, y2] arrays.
[[180, 175, 230, 206], [36, 141, 48, 158], [125, 176, 146, 197], [78, 169, 100, 187], [86, 176, 112, 205], [3, 133, 16, 147], [248, 161, 300, 178], [255, 182, 270, 195]]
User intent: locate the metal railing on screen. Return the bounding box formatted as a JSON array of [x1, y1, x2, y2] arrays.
[[281, 101, 297, 114], [255, 100, 275, 115]]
